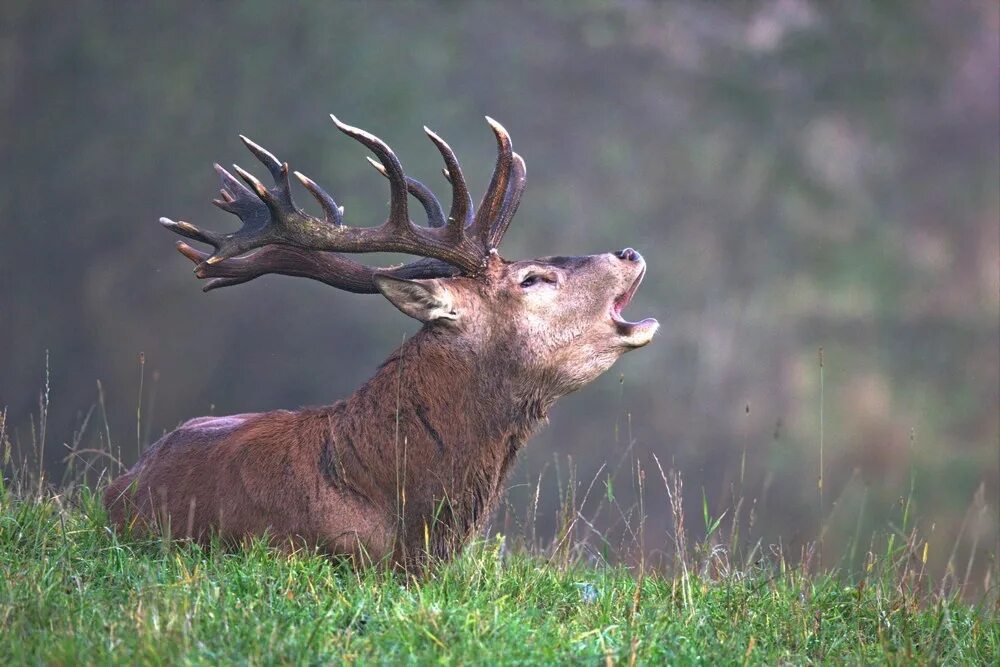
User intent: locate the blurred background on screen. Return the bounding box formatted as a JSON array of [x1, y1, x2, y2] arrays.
[[1, 1, 997, 584]]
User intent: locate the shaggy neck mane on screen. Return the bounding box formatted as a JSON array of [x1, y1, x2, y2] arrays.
[[328, 327, 558, 563]]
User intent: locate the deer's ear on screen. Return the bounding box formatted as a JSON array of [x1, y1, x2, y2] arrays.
[[373, 275, 458, 323]]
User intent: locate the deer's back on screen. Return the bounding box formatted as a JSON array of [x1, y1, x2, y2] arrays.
[[103, 407, 392, 557]]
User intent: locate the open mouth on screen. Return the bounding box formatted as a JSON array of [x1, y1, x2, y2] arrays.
[[611, 266, 645, 325], [610, 266, 659, 346]]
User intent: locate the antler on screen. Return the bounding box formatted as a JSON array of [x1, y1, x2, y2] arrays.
[[162, 116, 526, 293]]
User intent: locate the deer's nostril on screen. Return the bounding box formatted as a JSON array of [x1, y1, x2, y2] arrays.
[[616, 247, 640, 262]]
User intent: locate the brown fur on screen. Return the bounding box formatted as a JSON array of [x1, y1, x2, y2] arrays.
[[105, 251, 657, 570]]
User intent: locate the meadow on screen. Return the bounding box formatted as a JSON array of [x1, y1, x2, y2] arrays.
[[2, 437, 996, 665]]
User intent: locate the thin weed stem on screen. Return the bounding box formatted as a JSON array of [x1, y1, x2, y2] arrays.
[[817, 346, 825, 568], [136, 352, 145, 461]]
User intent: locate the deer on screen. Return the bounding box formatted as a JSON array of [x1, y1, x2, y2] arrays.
[[104, 114, 658, 571]]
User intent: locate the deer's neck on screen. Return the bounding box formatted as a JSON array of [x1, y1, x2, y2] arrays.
[[348, 328, 556, 461], [337, 328, 560, 553]]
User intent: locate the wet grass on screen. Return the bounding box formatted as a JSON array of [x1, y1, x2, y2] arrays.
[[1, 479, 996, 665]]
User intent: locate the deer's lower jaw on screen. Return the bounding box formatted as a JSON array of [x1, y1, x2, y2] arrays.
[[614, 316, 660, 347]]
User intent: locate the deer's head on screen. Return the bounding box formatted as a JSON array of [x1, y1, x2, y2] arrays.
[[163, 116, 657, 396], [374, 250, 656, 394]]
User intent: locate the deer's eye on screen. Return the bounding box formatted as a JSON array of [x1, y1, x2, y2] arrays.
[[519, 273, 557, 289]]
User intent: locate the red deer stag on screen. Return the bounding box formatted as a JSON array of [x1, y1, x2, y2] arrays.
[[105, 115, 658, 569]]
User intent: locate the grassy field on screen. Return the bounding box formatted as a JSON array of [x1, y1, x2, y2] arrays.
[[1, 478, 996, 665]]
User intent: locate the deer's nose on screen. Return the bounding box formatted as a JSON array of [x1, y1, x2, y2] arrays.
[[615, 247, 641, 262]]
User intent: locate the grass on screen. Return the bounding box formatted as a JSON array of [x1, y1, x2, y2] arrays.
[[1, 479, 997, 665]]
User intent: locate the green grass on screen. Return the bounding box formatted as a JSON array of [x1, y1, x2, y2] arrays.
[[1, 481, 996, 665]]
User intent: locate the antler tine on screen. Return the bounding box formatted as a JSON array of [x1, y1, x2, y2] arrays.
[[488, 152, 527, 249], [470, 117, 514, 247], [237, 135, 297, 214], [211, 164, 266, 219], [239, 136, 284, 184], [366, 156, 446, 228], [231, 163, 268, 199], [212, 163, 253, 207], [293, 170, 344, 226], [160, 217, 225, 250], [330, 114, 411, 232], [174, 241, 243, 291], [423, 126, 473, 236]]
